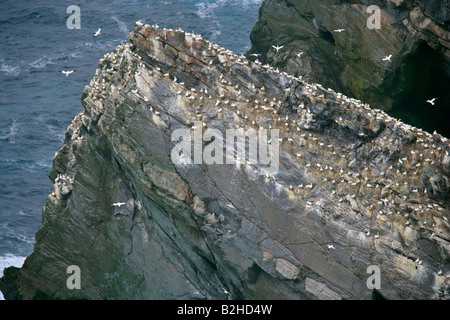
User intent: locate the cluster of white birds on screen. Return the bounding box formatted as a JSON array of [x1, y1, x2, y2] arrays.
[[50, 173, 74, 200], [80, 22, 449, 271], [55, 174, 73, 184]]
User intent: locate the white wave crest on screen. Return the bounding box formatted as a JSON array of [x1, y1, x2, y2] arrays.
[[30, 56, 56, 69], [0, 119, 18, 144], [0, 63, 20, 76], [195, 2, 219, 19]]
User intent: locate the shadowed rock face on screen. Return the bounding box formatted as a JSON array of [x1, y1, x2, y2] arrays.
[[247, 0, 450, 137], [1, 23, 449, 300]]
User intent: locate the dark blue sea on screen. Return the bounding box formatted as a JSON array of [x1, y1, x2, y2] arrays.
[[0, 0, 263, 297]]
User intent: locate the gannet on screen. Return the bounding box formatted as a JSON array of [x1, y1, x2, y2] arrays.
[[93, 26, 103, 38], [383, 54, 392, 62], [272, 45, 283, 53], [426, 98, 436, 105], [250, 53, 261, 57], [222, 288, 232, 296], [113, 202, 125, 207], [327, 244, 335, 249], [296, 51, 304, 57], [59, 70, 76, 77], [333, 28, 345, 33]]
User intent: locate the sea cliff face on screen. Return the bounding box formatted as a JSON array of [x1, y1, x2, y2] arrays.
[[247, 0, 450, 136], [1, 23, 449, 299]]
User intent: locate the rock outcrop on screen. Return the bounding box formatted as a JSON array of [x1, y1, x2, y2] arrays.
[[1, 22, 449, 299], [247, 0, 450, 136]]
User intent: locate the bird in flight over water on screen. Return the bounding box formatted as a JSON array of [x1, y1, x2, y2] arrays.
[[93, 26, 103, 38], [59, 70, 76, 77]]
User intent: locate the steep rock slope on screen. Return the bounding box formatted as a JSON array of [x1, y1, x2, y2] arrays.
[[247, 0, 450, 136], [1, 23, 449, 299]]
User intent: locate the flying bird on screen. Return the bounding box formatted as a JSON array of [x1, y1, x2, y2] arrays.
[[250, 53, 261, 57], [59, 70, 76, 77], [383, 54, 392, 62], [334, 28, 345, 32], [113, 202, 125, 207], [222, 288, 232, 296], [426, 98, 437, 105], [93, 26, 103, 38], [327, 244, 335, 249], [296, 51, 304, 57], [272, 45, 283, 53]]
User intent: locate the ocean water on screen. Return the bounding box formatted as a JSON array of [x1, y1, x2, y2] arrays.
[[0, 0, 263, 290]]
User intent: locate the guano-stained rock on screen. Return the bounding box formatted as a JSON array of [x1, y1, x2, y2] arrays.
[[0, 22, 449, 300]]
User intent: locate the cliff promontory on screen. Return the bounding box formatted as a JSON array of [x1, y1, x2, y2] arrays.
[[1, 22, 449, 299]]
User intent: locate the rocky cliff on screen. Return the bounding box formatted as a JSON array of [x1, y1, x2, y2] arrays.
[[247, 0, 450, 137], [1, 23, 449, 300]]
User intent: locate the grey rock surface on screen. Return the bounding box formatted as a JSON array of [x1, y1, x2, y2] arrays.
[[1, 23, 449, 299], [247, 0, 450, 136]]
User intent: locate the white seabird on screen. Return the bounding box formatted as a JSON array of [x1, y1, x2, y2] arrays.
[[93, 26, 103, 38], [383, 54, 392, 62], [333, 28, 345, 33], [250, 53, 261, 57], [296, 51, 304, 57], [327, 244, 335, 249], [113, 202, 125, 207], [222, 288, 232, 296], [426, 98, 436, 105], [272, 45, 284, 53], [59, 70, 76, 77]]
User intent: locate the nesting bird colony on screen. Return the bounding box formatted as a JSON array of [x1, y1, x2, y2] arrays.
[[67, 22, 449, 266]]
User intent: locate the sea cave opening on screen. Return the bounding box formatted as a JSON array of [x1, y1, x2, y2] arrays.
[[389, 41, 450, 137]]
